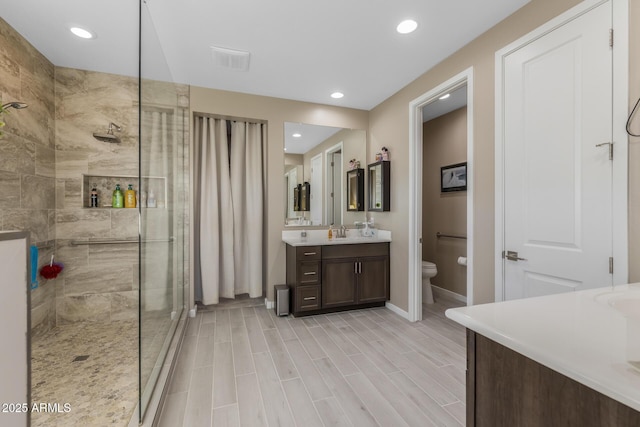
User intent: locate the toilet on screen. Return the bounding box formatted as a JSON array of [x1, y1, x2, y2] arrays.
[[422, 261, 437, 304]]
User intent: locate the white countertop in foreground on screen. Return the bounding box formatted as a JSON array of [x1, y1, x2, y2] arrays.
[[446, 284, 640, 412], [282, 229, 391, 247]]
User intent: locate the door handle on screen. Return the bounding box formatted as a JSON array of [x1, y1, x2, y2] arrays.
[[595, 142, 613, 160], [504, 251, 527, 262]]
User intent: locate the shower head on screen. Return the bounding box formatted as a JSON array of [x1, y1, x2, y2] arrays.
[[93, 122, 122, 143], [1, 101, 28, 110]]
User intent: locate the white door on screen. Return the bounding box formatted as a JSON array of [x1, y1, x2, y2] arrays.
[[310, 154, 322, 225], [501, 2, 612, 300]]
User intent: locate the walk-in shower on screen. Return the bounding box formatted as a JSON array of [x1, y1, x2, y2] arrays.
[[0, 2, 189, 426]]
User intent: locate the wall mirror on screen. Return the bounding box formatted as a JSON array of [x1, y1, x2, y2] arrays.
[[284, 122, 366, 226], [368, 160, 390, 211], [347, 168, 364, 211]]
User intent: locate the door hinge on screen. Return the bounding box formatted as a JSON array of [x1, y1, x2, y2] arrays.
[[609, 257, 614, 274], [609, 29, 614, 48]]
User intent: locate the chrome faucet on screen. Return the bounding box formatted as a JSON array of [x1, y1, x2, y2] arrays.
[[336, 225, 347, 238]]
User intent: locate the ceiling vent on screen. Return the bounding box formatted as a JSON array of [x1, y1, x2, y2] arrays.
[[210, 46, 251, 71]]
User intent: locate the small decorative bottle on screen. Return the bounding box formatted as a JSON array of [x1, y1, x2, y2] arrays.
[[124, 184, 136, 208], [147, 190, 156, 208], [90, 184, 99, 208], [112, 184, 124, 208], [328, 225, 333, 240]]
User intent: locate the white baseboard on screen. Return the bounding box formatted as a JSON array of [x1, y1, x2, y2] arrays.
[[264, 298, 274, 309], [385, 301, 411, 321], [188, 305, 197, 318], [431, 285, 467, 304]]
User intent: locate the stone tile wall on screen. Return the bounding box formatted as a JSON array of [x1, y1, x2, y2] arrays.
[[1, 17, 190, 333], [0, 18, 57, 335], [54, 67, 141, 325]]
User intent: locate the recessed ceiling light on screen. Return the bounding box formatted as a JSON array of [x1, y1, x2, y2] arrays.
[[70, 27, 95, 39], [331, 92, 344, 99], [292, 133, 302, 138], [439, 93, 451, 100], [397, 19, 418, 34]]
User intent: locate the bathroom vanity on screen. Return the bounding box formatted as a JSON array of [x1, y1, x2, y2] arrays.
[[446, 285, 640, 426], [283, 232, 390, 317]]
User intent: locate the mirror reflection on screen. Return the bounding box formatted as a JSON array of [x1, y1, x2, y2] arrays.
[[284, 123, 366, 226]]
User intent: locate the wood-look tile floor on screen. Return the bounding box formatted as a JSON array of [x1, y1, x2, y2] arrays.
[[158, 297, 466, 427]]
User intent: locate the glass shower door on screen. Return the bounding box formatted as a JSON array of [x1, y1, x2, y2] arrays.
[[139, 0, 188, 419]]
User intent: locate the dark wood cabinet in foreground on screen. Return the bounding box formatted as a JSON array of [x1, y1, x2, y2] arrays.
[[286, 242, 389, 317], [466, 330, 640, 427]]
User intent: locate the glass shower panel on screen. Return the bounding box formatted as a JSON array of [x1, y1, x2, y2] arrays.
[[139, 1, 188, 419]]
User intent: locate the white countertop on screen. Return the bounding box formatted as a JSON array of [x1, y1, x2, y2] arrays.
[[282, 229, 391, 247], [446, 284, 640, 412]]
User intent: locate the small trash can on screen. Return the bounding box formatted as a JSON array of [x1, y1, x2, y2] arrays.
[[274, 284, 290, 317]]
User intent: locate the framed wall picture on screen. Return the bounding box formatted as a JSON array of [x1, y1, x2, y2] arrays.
[[441, 162, 467, 192]]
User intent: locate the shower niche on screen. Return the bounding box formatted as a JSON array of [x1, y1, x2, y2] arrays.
[[82, 174, 167, 209]]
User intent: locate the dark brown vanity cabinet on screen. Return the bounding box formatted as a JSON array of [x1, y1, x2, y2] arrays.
[[286, 245, 321, 314], [287, 242, 389, 316]]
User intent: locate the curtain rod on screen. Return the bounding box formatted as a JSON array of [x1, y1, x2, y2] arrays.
[[193, 112, 266, 125]]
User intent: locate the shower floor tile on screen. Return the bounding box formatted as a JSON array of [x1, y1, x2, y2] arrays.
[[30, 320, 137, 427]]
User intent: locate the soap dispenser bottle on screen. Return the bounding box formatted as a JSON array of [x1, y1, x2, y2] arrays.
[[328, 225, 333, 240], [112, 184, 124, 208], [124, 184, 136, 208]]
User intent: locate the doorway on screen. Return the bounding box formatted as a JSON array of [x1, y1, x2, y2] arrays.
[[422, 86, 469, 304], [408, 68, 475, 322]]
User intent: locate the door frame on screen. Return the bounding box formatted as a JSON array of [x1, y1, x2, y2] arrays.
[[494, 0, 629, 301], [408, 67, 475, 322], [325, 142, 343, 226], [310, 153, 323, 225]]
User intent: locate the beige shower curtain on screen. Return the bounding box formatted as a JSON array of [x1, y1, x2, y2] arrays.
[[195, 116, 264, 305]]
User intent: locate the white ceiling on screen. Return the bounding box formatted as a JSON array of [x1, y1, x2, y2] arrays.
[[1, 0, 529, 111], [284, 122, 343, 154]]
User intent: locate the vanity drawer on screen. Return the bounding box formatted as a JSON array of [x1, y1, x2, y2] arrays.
[[296, 246, 321, 260], [295, 285, 321, 312], [297, 261, 320, 284]]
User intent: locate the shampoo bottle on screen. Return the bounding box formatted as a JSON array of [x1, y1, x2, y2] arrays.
[[125, 184, 136, 208], [90, 184, 99, 208], [112, 184, 124, 208]]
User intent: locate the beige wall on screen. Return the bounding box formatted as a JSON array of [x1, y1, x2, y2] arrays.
[[190, 87, 368, 303], [368, 0, 582, 309], [422, 107, 467, 296]]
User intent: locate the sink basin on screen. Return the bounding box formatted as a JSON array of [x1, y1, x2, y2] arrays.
[[594, 288, 640, 319]]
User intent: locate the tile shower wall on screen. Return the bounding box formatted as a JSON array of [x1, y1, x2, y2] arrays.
[[55, 68, 191, 324], [0, 18, 57, 335], [54, 67, 140, 325]]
